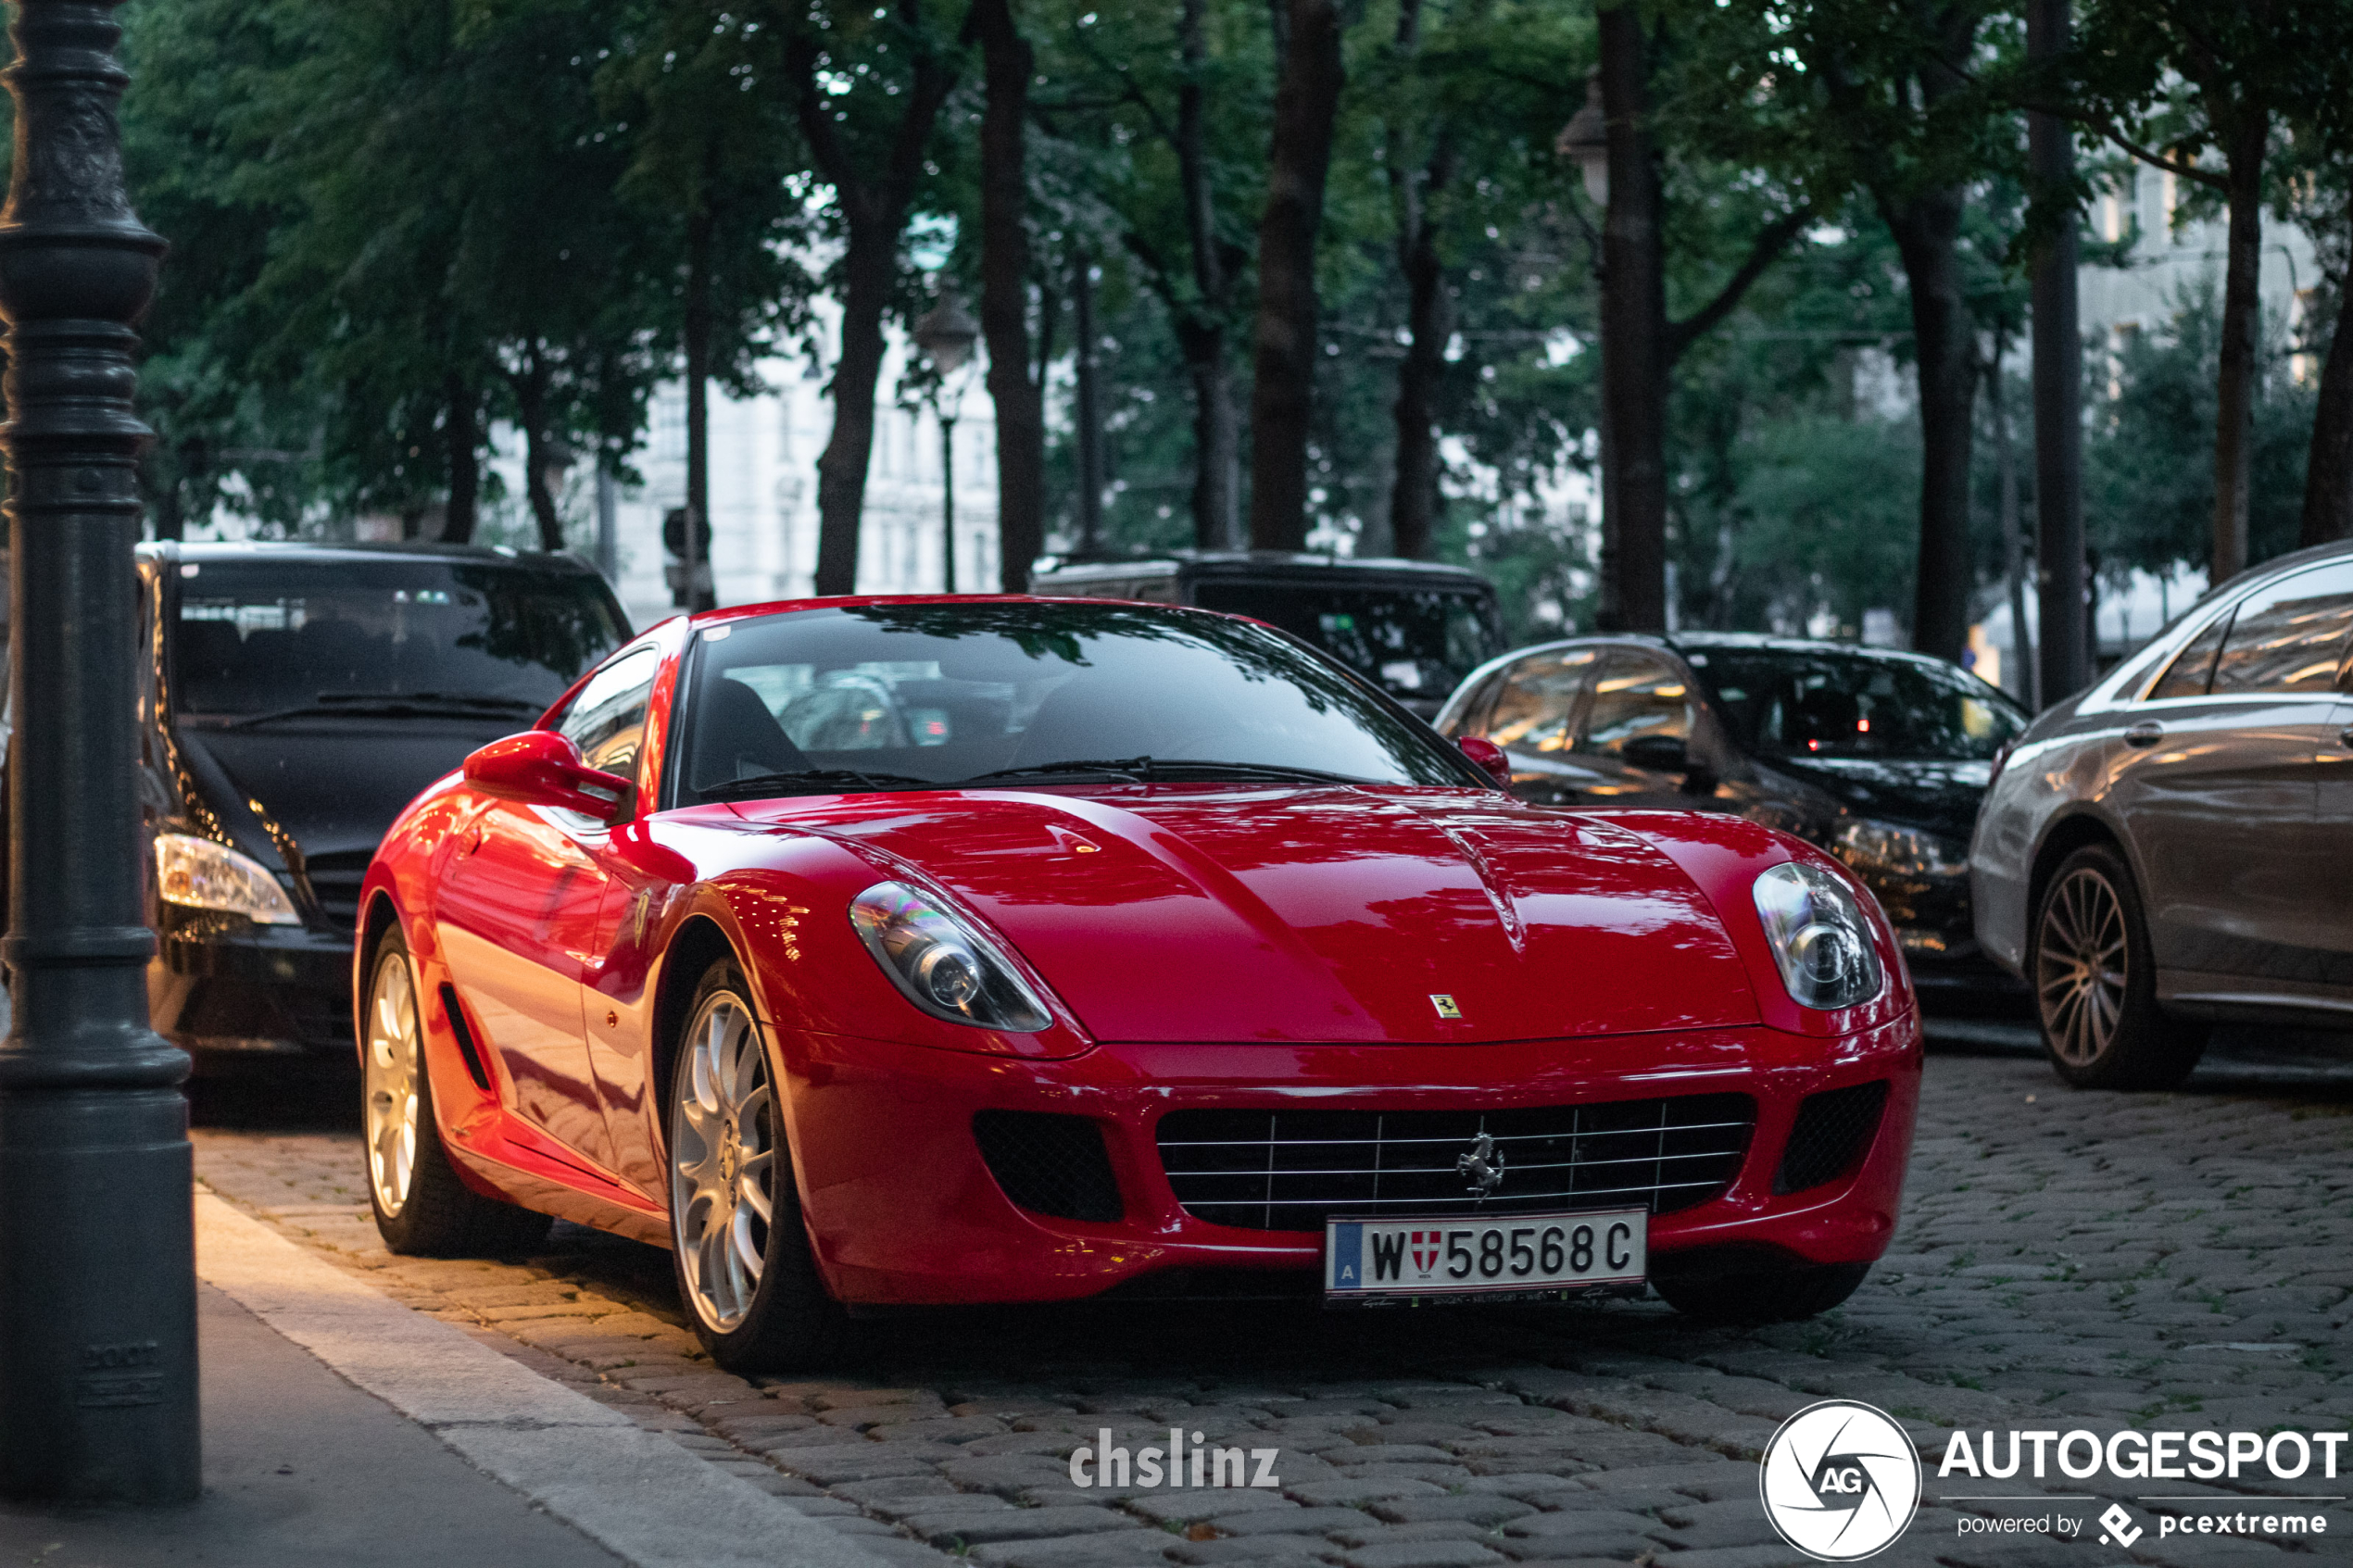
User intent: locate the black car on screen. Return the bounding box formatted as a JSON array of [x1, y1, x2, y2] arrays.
[[1434, 632, 2031, 1005], [119, 541, 627, 1072], [1030, 551, 1505, 718]]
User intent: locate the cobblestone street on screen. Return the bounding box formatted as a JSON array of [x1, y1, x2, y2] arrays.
[[191, 1028, 2353, 1568]]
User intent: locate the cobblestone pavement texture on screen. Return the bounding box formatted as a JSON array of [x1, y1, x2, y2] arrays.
[[193, 1028, 2353, 1568]]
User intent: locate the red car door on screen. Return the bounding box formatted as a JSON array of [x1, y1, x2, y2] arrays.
[[435, 799, 618, 1173]]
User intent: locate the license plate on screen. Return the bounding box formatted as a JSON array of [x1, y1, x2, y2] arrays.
[[1323, 1210, 1646, 1303]]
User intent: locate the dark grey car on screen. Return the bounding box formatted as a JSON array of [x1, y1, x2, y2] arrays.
[[1435, 633, 2028, 1007], [1971, 542, 2353, 1088]]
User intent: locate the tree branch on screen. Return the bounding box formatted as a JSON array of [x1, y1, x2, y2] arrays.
[[1667, 203, 1811, 365]]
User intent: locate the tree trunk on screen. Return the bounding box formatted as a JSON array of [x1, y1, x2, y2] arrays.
[[1246, 0, 1345, 552], [815, 228, 893, 595], [1385, 0, 1453, 562], [972, 0, 1044, 591], [684, 205, 714, 608], [1990, 337, 2035, 707], [443, 372, 480, 546], [2211, 108, 2269, 583], [1177, 0, 1239, 549], [2027, 0, 2084, 707], [2300, 282, 2353, 546], [1596, 2, 1668, 631], [1073, 255, 1106, 553], [1883, 185, 1978, 663], [514, 351, 564, 554]]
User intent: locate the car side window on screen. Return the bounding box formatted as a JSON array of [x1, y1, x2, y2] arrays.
[[2145, 608, 2233, 700], [1483, 648, 1597, 755], [2206, 562, 2353, 696], [1579, 651, 1692, 758], [557, 646, 661, 777]]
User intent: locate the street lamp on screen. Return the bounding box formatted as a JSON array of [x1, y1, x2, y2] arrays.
[[912, 295, 979, 594], [0, 0, 197, 1504], [1557, 73, 1609, 207]]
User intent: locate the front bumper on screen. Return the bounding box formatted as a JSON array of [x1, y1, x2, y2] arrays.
[[148, 911, 356, 1062], [778, 1013, 1921, 1307]]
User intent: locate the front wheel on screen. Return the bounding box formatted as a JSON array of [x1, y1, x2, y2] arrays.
[[364, 926, 552, 1257], [666, 958, 850, 1372], [2031, 845, 2206, 1090]]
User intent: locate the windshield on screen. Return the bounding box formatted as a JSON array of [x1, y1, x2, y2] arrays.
[[1186, 581, 1502, 704], [674, 601, 1480, 802], [1693, 647, 2026, 761], [171, 558, 627, 718]]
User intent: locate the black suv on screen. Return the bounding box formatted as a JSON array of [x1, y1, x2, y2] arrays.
[[113, 541, 627, 1072], [1436, 632, 2030, 1007]]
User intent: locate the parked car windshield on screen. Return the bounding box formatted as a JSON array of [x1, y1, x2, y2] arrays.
[[675, 601, 1481, 801], [171, 558, 627, 718], [1692, 647, 2027, 761], [1186, 582, 1503, 704]]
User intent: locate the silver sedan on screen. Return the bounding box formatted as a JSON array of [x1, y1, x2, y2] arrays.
[[1971, 542, 2353, 1087]]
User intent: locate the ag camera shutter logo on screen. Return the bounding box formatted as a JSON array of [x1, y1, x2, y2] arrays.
[[1759, 1399, 1921, 1560]]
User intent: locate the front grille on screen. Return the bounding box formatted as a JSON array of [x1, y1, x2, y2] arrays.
[[1157, 1095, 1755, 1233], [973, 1110, 1124, 1223], [1774, 1081, 1889, 1194], [302, 848, 372, 933]]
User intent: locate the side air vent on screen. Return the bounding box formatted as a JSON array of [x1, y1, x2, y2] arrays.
[[973, 1110, 1123, 1223], [1774, 1081, 1889, 1194], [438, 984, 494, 1092]]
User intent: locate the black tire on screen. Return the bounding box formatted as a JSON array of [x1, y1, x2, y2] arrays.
[[2030, 844, 2207, 1090], [363, 925, 554, 1258], [665, 956, 851, 1373], [1653, 1260, 1870, 1323]]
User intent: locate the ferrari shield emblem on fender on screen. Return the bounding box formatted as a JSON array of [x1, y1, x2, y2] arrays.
[[1428, 993, 1462, 1020]]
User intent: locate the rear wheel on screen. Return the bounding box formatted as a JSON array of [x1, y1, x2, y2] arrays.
[[666, 958, 850, 1372], [1653, 1260, 1869, 1323], [2031, 845, 2206, 1090], [364, 926, 552, 1257]]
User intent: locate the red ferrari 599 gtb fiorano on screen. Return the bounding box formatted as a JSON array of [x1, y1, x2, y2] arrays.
[[356, 597, 1919, 1370]]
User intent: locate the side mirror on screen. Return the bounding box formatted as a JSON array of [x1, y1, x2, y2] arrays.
[[1457, 735, 1513, 789], [463, 730, 632, 822]]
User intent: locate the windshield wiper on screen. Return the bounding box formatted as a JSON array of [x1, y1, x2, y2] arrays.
[[953, 757, 1154, 785], [222, 691, 544, 729], [1140, 759, 1363, 785], [698, 768, 940, 800]]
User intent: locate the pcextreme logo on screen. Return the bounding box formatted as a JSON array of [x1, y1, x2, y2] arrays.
[[1759, 1399, 1924, 1561]]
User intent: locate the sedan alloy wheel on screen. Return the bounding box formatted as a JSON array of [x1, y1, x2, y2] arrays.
[[670, 991, 776, 1334], [2035, 865, 2127, 1069]]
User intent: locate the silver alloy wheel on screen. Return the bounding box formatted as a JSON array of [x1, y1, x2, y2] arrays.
[[2036, 866, 2128, 1067], [670, 993, 776, 1335], [363, 948, 422, 1217]]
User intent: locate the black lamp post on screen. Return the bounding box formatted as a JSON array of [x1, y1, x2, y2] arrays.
[[912, 295, 978, 594], [0, 0, 195, 1505]]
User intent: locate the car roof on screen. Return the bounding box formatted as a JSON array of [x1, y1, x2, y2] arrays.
[[1036, 550, 1493, 588], [139, 539, 602, 574]]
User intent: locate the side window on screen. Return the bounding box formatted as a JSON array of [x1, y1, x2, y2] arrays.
[[1484, 648, 1598, 755], [2145, 609, 2233, 700], [2207, 563, 2353, 696], [1579, 651, 1692, 758], [557, 646, 661, 777]]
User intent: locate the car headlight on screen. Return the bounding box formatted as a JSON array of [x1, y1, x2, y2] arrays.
[[1832, 818, 1967, 880], [154, 834, 300, 925], [1752, 861, 1883, 1010], [848, 881, 1050, 1032]]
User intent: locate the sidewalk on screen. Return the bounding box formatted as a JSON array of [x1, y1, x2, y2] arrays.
[[0, 1197, 882, 1568]]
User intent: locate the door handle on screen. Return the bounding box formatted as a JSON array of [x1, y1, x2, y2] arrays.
[[2123, 721, 2164, 747]]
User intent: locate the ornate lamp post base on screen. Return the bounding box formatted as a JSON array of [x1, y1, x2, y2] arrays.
[[0, 0, 196, 1504]]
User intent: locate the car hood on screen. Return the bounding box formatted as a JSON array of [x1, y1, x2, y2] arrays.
[[174, 720, 524, 861], [761, 785, 1761, 1044], [1759, 756, 1990, 843]]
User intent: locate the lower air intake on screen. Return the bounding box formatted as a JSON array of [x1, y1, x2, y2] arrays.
[[1774, 1080, 1889, 1194], [972, 1110, 1123, 1223]]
